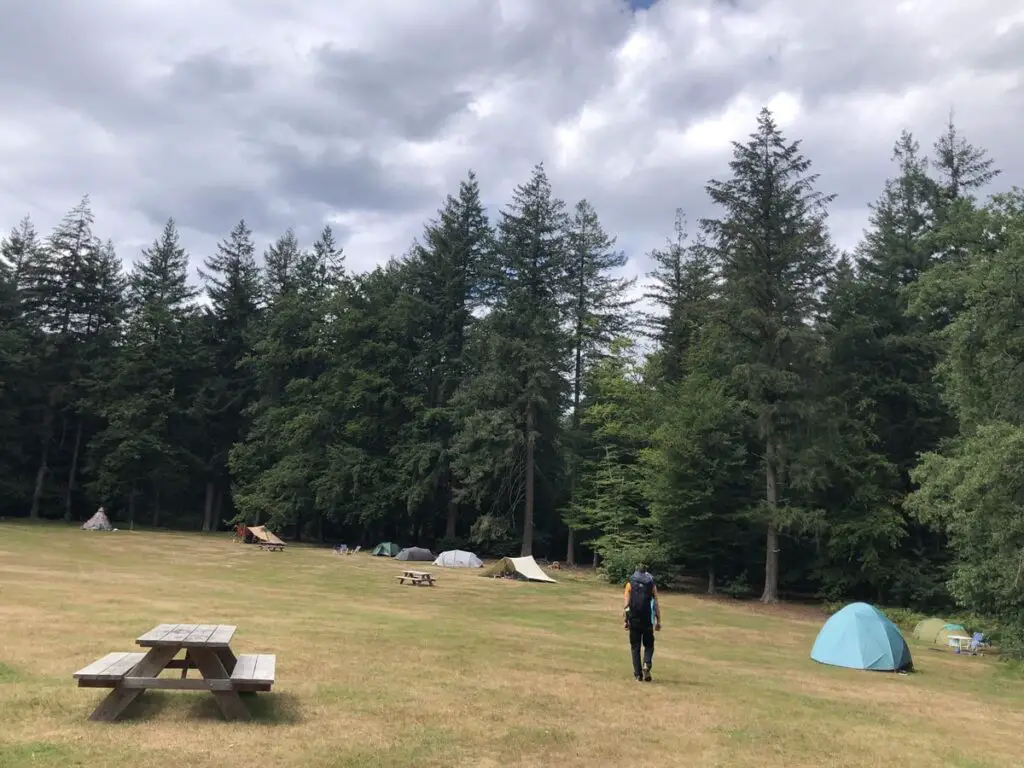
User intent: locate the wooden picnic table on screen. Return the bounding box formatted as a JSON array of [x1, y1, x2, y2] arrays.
[[396, 569, 436, 586], [72, 623, 276, 722]]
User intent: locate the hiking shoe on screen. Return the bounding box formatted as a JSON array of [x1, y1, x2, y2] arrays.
[[635, 674, 643, 682], [642, 664, 652, 682]]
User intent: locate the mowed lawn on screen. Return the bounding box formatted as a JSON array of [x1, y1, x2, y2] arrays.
[[0, 523, 1022, 768]]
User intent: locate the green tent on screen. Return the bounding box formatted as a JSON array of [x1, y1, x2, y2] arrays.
[[912, 618, 947, 643], [371, 541, 400, 557]]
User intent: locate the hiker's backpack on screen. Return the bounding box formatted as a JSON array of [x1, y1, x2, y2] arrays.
[[628, 573, 654, 627]]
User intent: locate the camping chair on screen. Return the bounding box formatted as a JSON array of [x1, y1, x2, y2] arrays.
[[334, 544, 348, 555], [349, 545, 361, 555], [967, 632, 985, 655]]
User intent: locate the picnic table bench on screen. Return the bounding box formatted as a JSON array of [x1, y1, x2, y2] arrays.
[[72, 623, 275, 722], [259, 542, 284, 551], [396, 569, 436, 586]]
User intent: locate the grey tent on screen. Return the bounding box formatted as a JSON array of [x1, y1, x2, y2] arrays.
[[372, 542, 401, 557], [82, 509, 113, 531], [395, 546, 434, 561]]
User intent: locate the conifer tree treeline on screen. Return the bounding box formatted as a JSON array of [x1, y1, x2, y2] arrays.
[[3, 109, 1022, 651]]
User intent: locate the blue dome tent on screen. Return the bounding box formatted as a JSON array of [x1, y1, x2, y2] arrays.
[[811, 602, 913, 672]]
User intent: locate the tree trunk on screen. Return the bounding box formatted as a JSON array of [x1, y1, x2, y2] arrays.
[[151, 482, 161, 528], [294, 510, 303, 542], [128, 483, 138, 530], [202, 481, 216, 532], [316, 514, 324, 544], [29, 407, 54, 519], [63, 420, 84, 522], [565, 328, 584, 567], [521, 405, 536, 557], [760, 438, 780, 604], [214, 486, 224, 526], [707, 563, 717, 595], [444, 472, 458, 539]]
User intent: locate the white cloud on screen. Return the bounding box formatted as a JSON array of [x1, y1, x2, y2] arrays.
[[0, 0, 1020, 276]]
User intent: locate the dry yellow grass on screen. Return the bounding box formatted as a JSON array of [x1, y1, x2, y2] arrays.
[[0, 521, 1022, 767]]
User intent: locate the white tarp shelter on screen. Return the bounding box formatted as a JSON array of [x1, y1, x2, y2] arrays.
[[481, 555, 557, 583], [433, 549, 483, 568], [82, 509, 113, 531]]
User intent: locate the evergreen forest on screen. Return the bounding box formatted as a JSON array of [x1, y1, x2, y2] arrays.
[[3, 108, 1023, 653]]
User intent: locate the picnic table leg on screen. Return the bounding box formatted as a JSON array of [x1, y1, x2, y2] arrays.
[[88, 646, 179, 722], [215, 646, 238, 674], [189, 648, 251, 721]]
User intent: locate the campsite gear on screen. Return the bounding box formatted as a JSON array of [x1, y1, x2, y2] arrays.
[[967, 632, 986, 655], [371, 541, 401, 557], [433, 549, 483, 568], [82, 509, 113, 531], [627, 571, 656, 629], [480, 555, 557, 583], [811, 602, 913, 672], [912, 618, 972, 649], [912, 617, 947, 643], [243, 525, 285, 550], [395, 546, 434, 561]]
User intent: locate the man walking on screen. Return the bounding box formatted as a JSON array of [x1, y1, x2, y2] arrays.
[[623, 563, 661, 681]]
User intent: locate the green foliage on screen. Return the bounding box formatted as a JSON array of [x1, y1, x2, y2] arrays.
[[1, 107, 1020, 652], [598, 543, 672, 586]]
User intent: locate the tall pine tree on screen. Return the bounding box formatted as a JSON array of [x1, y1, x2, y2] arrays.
[[701, 108, 836, 603]]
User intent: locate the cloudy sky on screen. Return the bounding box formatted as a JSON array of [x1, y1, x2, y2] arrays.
[[1, 0, 1022, 290]]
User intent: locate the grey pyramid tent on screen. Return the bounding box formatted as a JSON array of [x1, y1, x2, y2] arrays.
[[395, 546, 434, 561], [481, 555, 556, 583], [82, 509, 113, 531], [372, 541, 401, 557]]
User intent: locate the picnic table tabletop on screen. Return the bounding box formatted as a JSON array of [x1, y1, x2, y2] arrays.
[[137, 623, 236, 648]]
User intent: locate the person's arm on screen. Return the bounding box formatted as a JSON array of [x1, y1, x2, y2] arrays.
[[623, 582, 631, 629], [652, 584, 662, 629]]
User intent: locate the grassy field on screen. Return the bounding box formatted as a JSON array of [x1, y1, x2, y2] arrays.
[[0, 522, 1021, 768]]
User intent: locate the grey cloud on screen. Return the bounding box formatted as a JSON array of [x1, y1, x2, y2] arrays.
[[262, 141, 433, 213], [0, 0, 1022, 278]]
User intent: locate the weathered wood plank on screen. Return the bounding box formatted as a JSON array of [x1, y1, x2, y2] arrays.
[[74, 652, 145, 680], [190, 648, 252, 721], [120, 677, 235, 691], [181, 624, 218, 646], [251, 654, 276, 684], [206, 625, 236, 647], [86, 646, 179, 721], [160, 625, 198, 644], [230, 653, 258, 681], [136, 624, 179, 645]]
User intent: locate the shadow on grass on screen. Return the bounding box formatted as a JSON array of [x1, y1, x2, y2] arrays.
[[189, 692, 303, 724], [117, 691, 302, 725]]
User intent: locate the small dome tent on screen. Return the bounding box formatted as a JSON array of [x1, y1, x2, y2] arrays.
[[395, 547, 434, 561], [433, 550, 483, 568], [811, 602, 913, 672], [912, 618, 947, 643], [371, 542, 401, 557]]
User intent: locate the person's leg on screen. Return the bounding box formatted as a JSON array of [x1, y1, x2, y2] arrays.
[[629, 626, 643, 679], [642, 628, 655, 680]]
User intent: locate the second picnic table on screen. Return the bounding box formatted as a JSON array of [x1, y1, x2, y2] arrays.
[[72, 623, 276, 722], [396, 569, 436, 586]]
